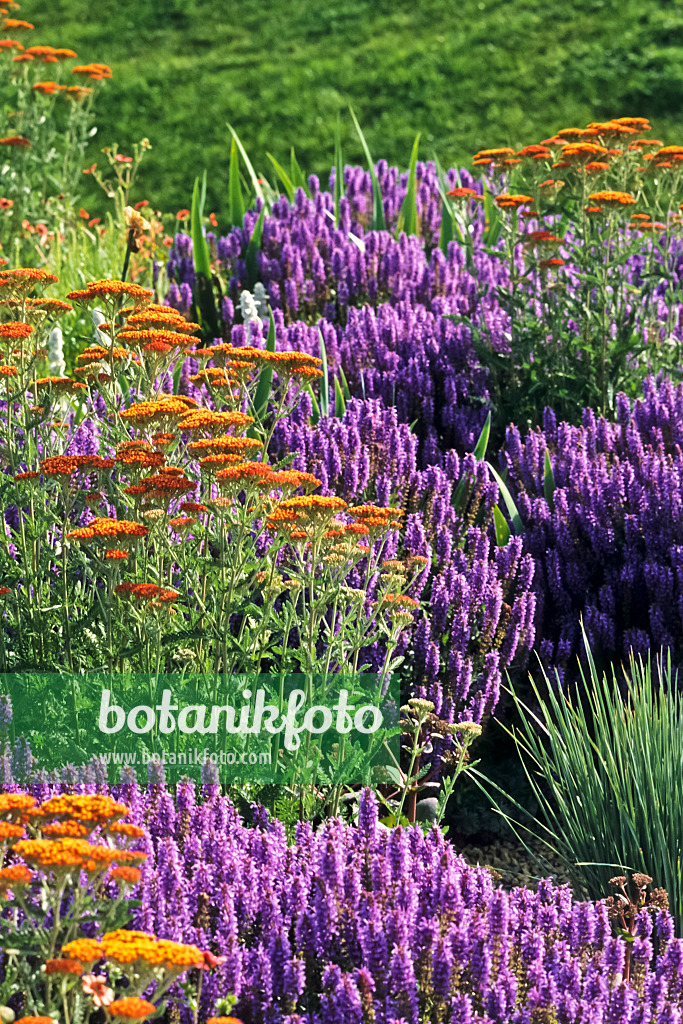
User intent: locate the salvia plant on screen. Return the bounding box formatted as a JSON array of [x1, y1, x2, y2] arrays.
[[3, 782, 683, 1024], [0, 792, 235, 1023]]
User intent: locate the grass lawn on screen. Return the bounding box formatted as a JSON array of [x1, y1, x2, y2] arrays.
[[18, 0, 683, 217]]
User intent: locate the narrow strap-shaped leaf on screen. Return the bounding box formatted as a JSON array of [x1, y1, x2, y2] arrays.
[[349, 106, 386, 232], [249, 306, 276, 434], [266, 152, 295, 202], [543, 448, 556, 511], [473, 411, 491, 461], [482, 185, 503, 247], [226, 122, 269, 211], [304, 384, 321, 426], [191, 174, 211, 278], [493, 504, 511, 546], [290, 147, 309, 195], [190, 175, 221, 344], [334, 375, 346, 419], [318, 326, 329, 418], [334, 115, 344, 225], [396, 132, 420, 238], [228, 137, 246, 227], [433, 152, 467, 252], [172, 360, 183, 395], [245, 203, 267, 289], [486, 461, 525, 535], [338, 365, 351, 402], [198, 169, 207, 217]]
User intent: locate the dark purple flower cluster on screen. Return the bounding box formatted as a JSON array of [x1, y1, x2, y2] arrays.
[[276, 397, 536, 722], [5, 778, 683, 1024], [500, 377, 683, 683]]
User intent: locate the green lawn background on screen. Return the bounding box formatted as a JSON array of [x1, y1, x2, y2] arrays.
[[20, 0, 683, 214]]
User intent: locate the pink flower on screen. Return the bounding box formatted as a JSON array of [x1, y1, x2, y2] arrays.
[[114, 154, 133, 163], [202, 951, 228, 969], [82, 974, 114, 1008]]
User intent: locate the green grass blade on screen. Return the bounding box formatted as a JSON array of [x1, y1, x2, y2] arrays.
[[334, 115, 344, 225], [349, 106, 386, 232], [250, 306, 276, 431], [492, 505, 511, 546], [266, 153, 295, 202], [228, 137, 246, 227], [305, 384, 321, 426], [226, 122, 269, 211], [190, 174, 221, 344], [191, 173, 211, 278], [543, 449, 556, 511], [198, 169, 207, 217], [396, 132, 420, 238], [482, 185, 503, 247], [486, 462, 525, 535], [290, 147, 309, 195], [338, 365, 351, 402], [334, 376, 346, 419], [318, 326, 329, 418], [245, 204, 267, 289], [473, 411, 491, 461], [433, 152, 467, 254]]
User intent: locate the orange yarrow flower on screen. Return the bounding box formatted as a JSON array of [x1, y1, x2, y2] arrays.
[[588, 190, 637, 206], [494, 194, 534, 209]]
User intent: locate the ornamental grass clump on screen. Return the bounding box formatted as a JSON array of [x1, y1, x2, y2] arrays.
[[490, 634, 683, 936]]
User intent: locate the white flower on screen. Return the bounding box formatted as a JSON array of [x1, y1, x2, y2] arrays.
[[253, 281, 269, 320], [47, 326, 65, 377], [239, 289, 262, 343]]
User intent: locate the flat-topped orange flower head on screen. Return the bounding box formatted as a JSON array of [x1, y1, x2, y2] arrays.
[[588, 190, 636, 206], [494, 194, 534, 210]]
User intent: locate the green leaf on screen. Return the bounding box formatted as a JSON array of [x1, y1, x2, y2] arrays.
[[338, 365, 351, 402], [493, 504, 511, 546], [172, 360, 183, 394], [116, 369, 131, 407], [334, 115, 344, 225], [191, 172, 211, 278], [266, 152, 295, 202], [190, 173, 221, 344], [251, 306, 276, 429], [543, 449, 556, 511], [290, 147, 309, 194], [434, 152, 467, 253], [349, 106, 386, 232], [226, 122, 269, 211], [318, 326, 329, 418], [486, 462, 525, 535], [245, 202, 267, 288], [334, 375, 346, 419], [439, 191, 456, 253], [396, 132, 420, 238], [473, 411, 491, 461], [305, 384, 321, 426], [482, 186, 503, 247], [228, 137, 246, 227]]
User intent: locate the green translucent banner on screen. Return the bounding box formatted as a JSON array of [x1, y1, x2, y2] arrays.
[[1, 672, 400, 785]]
